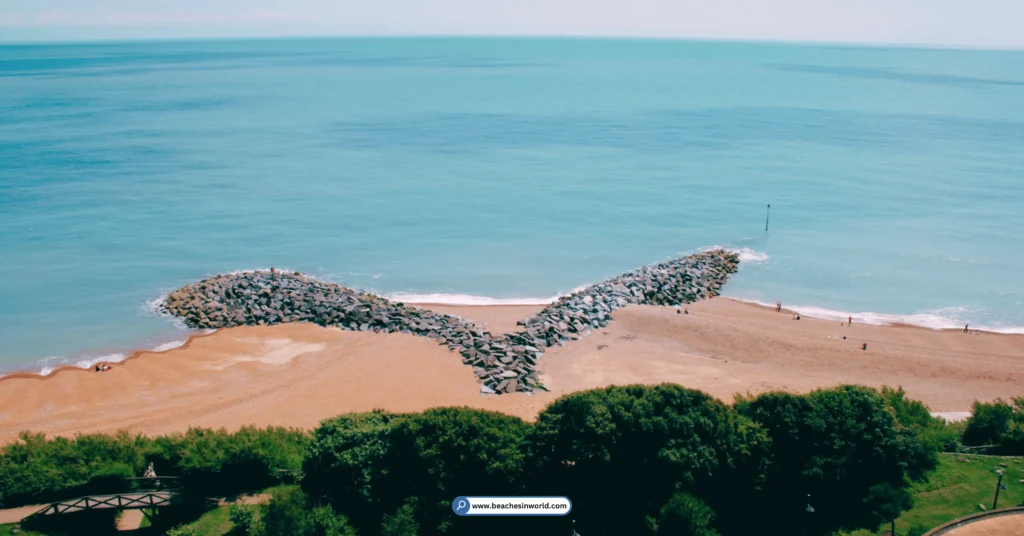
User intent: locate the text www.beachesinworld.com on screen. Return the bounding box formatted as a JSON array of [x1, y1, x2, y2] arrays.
[[478, 501, 566, 511], [452, 496, 572, 516]]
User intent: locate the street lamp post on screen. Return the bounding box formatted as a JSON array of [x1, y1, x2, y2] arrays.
[[802, 494, 815, 536], [993, 470, 1006, 510]]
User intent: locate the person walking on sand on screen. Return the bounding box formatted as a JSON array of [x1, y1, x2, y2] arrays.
[[848, 315, 852, 326], [964, 324, 969, 333], [776, 301, 782, 312]]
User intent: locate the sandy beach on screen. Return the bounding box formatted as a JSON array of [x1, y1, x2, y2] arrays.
[[1, 298, 1022, 444]]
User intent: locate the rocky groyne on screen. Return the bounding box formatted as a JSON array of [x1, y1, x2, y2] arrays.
[[159, 250, 740, 394]]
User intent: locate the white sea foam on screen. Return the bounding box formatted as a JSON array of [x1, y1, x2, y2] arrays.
[[224, 266, 309, 278], [388, 285, 592, 306], [696, 245, 769, 264], [733, 248, 770, 263], [24, 338, 192, 377], [35, 356, 69, 376], [389, 292, 554, 306], [142, 290, 191, 330], [71, 353, 129, 371], [737, 298, 1024, 334], [151, 340, 187, 353]]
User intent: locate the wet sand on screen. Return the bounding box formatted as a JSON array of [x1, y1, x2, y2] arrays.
[[1, 299, 1022, 444]]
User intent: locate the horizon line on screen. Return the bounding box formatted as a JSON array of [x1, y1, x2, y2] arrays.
[[2, 32, 1023, 53]]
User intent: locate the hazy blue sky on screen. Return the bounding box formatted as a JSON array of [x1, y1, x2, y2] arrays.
[[1, 0, 1021, 48]]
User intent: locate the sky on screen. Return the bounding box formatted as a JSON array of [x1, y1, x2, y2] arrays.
[[0, 0, 1021, 48]]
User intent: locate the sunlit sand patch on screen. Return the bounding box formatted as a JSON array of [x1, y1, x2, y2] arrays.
[[206, 339, 327, 370]]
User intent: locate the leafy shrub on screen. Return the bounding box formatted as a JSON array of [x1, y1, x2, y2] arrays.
[[260, 485, 355, 536], [0, 431, 149, 507], [166, 525, 198, 536], [881, 386, 962, 453], [906, 522, 930, 536], [229, 503, 260, 536], [152, 426, 309, 494], [648, 492, 720, 536], [381, 499, 419, 536], [0, 426, 309, 508], [962, 398, 1024, 454]]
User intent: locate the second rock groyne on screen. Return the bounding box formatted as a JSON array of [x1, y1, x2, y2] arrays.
[[159, 249, 740, 393]]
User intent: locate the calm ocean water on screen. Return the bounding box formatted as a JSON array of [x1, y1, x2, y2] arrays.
[[1, 37, 1023, 375]]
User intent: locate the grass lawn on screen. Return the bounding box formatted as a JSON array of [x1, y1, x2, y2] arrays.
[[184, 505, 234, 536], [847, 453, 1024, 535], [0, 525, 48, 536], [179, 491, 269, 536]]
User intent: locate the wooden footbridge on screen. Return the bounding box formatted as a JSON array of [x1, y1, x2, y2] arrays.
[[30, 477, 188, 517], [33, 491, 179, 516]]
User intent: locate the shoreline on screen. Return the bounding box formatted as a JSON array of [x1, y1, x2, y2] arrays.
[[737, 299, 1022, 336], [1, 298, 1021, 443], [0, 330, 221, 383], [0, 297, 1019, 383]]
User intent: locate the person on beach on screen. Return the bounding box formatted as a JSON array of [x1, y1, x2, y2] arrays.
[[776, 301, 782, 312], [964, 324, 969, 333], [684, 307, 689, 315], [862, 343, 868, 350], [848, 315, 853, 326]]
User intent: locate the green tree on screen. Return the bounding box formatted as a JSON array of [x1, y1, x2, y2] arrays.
[[524, 384, 769, 536], [260, 485, 356, 536], [229, 503, 260, 536], [380, 499, 419, 536], [732, 391, 815, 530], [387, 407, 530, 534], [860, 483, 914, 530], [962, 399, 1014, 446], [151, 426, 309, 494], [261, 486, 311, 536], [648, 492, 720, 536], [0, 431, 149, 507], [302, 408, 532, 535], [736, 386, 937, 536], [306, 505, 358, 536], [961, 398, 1024, 454], [301, 411, 400, 528], [880, 386, 960, 451]]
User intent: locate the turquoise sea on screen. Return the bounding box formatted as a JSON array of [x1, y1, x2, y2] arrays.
[[1, 37, 1023, 375]]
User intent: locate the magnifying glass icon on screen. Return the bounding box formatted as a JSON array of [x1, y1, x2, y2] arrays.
[[452, 496, 470, 515]]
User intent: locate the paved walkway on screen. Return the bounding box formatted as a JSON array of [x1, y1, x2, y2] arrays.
[[942, 513, 1024, 535], [0, 504, 44, 524]]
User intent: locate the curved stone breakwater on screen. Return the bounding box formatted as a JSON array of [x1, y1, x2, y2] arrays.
[[159, 250, 740, 394]]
